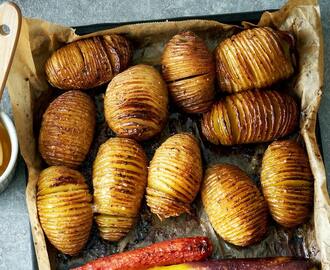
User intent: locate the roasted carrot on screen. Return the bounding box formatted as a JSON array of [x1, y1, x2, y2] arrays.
[[150, 257, 317, 270], [73, 237, 212, 270]]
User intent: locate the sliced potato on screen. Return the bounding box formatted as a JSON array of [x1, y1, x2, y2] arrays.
[[93, 137, 148, 241], [286, 96, 299, 135], [104, 64, 168, 141], [201, 90, 298, 145], [39, 90, 96, 168], [202, 164, 268, 246], [45, 35, 132, 90], [103, 34, 132, 75], [261, 140, 313, 228], [201, 109, 218, 145], [232, 94, 248, 144], [146, 133, 203, 219], [259, 90, 277, 140], [243, 91, 259, 142], [37, 166, 93, 255], [162, 31, 215, 113], [168, 73, 214, 113], [226, 96, 242, 144], [215, 27, 294, 93], [265, 91, 278, 142]]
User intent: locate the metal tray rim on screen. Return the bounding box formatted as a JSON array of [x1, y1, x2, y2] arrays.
[[31, 9, 327, 269]]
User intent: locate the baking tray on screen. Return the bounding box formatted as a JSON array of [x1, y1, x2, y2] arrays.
[[29, 9, 327, 270]]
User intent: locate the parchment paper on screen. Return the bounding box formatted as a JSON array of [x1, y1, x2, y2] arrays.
[[6, 0, 329, 269]]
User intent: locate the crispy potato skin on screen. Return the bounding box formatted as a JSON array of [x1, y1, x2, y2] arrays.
[[45, 35, 132, 90], [202, 89, 298, 145], [39, 90, 96, 168], [202, 164, 268, 247], [146, 133, 203, 219], [215, 27, 294, 93], [261, 140, 314, 228], [37, 166, 93, 255], [162, 31, 215, 113], [93, 137, 148, 241], [104, 64, 168, 141]]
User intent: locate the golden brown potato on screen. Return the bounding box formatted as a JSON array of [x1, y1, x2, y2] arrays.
[[215, 27, 294, 93], [202, 164, 268, 247], [201, 89, 298, 145], [162, 31, 215, 113], [37, 166, 93, 255], [39, 90, 96, 168], [104, 64, 168, 141], [146, 133, 202, 219], [261, 140, 314, 228], [93, 137, 148, 241], [45, 35, 132, 90]]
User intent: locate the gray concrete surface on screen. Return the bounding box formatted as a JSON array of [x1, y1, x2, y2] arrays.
[[0, 0, 328, 269]]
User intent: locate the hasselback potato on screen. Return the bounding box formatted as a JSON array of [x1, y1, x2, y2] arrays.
[[93, 137, 148, 241], [146, 133, 202, 219], [104, 64, 168, 141], [261, 140, 314, 228], [215, 27, 294, 93], [162, 31, 215, 113], [39, 90, 96, 168], [45, 35, 132, 90], [202, 89, 298, 145], [202, 164, 268, 246], [37, 166, 93, 255]]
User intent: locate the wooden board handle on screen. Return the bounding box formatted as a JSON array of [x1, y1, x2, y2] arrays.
[[0, 2, 22, 99]]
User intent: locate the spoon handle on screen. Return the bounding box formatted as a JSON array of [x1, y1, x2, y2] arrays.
[[0, 2, 22, 99]]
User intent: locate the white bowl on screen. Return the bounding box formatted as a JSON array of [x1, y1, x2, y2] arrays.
[[0, 111, 19, 193]]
